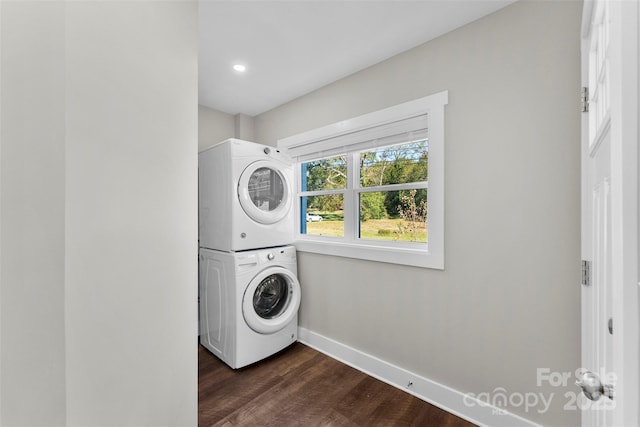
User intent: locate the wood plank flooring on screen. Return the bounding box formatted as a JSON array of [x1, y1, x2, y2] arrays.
[[199, 343, 476, 427]]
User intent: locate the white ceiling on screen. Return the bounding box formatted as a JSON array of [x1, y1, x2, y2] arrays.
[[199, 0, 517, 117]]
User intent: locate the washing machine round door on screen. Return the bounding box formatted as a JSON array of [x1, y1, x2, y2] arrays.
[[242, 267, 301, 334], [238, 161, 291, 225]]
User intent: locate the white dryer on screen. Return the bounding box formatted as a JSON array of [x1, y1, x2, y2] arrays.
[[199, 245, 301, 369], [199, 138, 294, 252]]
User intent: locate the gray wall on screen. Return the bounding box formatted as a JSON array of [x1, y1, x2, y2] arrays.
[[198, 105, 256, 151], [1, 1, 198, 425], [199, 105, 234, 151], [1, 2, 66, 424], [255, 1, 582, 426]]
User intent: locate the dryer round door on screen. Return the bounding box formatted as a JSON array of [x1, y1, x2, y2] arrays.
[[238, 160, 291, 224], [242, 266, 301, 334]]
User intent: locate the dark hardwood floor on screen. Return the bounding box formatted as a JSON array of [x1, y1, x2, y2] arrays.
[[199, 343, 476, 426]]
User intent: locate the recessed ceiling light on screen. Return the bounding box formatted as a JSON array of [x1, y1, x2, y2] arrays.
[[233, 64, 246, 73]]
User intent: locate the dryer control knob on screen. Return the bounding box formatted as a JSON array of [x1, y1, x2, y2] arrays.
[[263, 147, 271, 155], [267, 253, 275, 261]]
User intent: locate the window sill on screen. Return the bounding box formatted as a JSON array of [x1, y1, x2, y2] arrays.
[[294, 238, 444, 270]]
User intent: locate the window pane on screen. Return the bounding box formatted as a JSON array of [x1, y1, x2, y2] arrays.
[[301, 156, 347, 191], [360, 140, 428, 187], [359, 189, 427, 242], [300, 195, 344, 237]]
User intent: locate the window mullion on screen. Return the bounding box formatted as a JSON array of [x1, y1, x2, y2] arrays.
[[353, 151, 361, 241], [343, 152, 358, 242], [359, 181, 428, 193], [300, 189, 345, 197]]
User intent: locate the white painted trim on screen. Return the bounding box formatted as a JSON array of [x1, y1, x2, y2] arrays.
[[279, 91, 447, 270], [0, 0, 3, 420], [297, 327, 541, 427], [294, 239, 435, 269], [609, 1, 640, 424], [278, 91, 448, 153]]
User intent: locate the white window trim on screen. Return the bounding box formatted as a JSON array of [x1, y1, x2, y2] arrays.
[[278, 90, 447, 269]]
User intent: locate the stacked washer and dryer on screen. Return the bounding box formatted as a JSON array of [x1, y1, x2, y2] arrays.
[[198, 139, 301, 369]]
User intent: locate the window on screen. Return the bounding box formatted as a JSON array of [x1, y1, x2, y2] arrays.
[[278, 91, 447, 269]]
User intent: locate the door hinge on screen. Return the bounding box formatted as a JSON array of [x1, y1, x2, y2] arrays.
[[581, 260, 591, 286], [581, 87, 589, 113]]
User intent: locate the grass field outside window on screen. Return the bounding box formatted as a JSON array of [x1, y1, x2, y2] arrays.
[[305, 210, 427, 242]]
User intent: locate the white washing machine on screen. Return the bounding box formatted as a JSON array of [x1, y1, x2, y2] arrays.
[[199, 138, 294, 252], [199, 245, 301, 369]]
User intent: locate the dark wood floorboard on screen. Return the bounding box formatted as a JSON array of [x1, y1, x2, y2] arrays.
[[199, 343, 476, 427]]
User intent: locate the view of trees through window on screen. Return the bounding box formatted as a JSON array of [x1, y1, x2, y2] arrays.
[[300, 140, 428, 242]]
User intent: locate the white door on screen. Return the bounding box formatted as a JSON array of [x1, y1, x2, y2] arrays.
[[242, 267, 301, 334], [238, 161, 292, 224], [579, 1, 639, 426]]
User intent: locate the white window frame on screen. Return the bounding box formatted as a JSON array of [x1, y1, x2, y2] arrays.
[[278, 90, 447, 269]]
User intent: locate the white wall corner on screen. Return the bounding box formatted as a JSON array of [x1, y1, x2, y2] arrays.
[[234, 113, 256, 142], [297, 327, 541, 427]]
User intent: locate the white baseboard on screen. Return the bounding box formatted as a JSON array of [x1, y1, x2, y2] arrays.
[[297, 327, 540, 427]]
